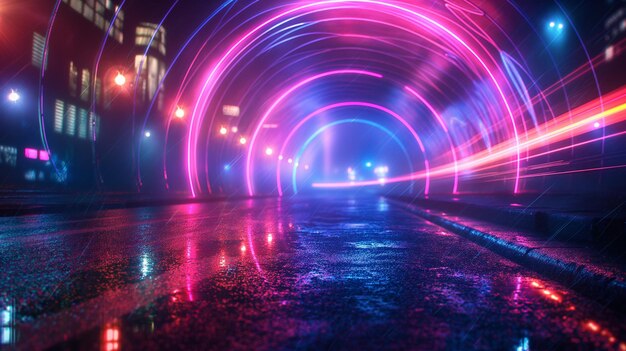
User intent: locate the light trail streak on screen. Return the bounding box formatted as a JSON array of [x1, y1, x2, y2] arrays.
[[313, 88, 626, 188]]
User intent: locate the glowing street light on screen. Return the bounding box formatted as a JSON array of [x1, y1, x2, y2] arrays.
[[548, 20, 565, 33], [239, 137, 247, 145], [144, 131, 151, 138], [7, 89, 20, 103], [265, 147, 274, 156], [114, 72, 126, 87], [219, 126, 228, 135], [175, 106, 185, 119]]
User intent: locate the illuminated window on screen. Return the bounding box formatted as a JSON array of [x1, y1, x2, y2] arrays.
[[39, 150, 50, 162], [78, 108, 88, 139], [70, 0, 82, 12], [66, 104, 76, 136], [0, 146, 18, 167], [54, 99, 65, 133], [69, 62, 78, 97], [135, 23, 166, 55], [32, 33, 46, 69], [63, 0, 123, 43], [24, 148, 39, 160], [134, 55, 166, 108], [24, 170, 36, 182], [83, 4, 94, 22], [95, 14, 105, 30], [80, 69, 90, 101]]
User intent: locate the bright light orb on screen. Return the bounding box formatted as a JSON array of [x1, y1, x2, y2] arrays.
[[265, 147, 274, 156], [144, 131, 151, 138], [231, 126, 238, 133], [365, 162, 372, 168], [175, 107, 185, 119], [114, 72, 126, 87], [549, 21, 555, 28], [278, 155, 284, 160], [287, 158, 293, 164], [594, 122, 601, 128], [219, 127, 228, 135], [239, 137, 247, 145], [7, 90, 20, 103]]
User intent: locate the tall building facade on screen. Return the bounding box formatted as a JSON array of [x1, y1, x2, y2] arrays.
[[0, 0, 169, 191]]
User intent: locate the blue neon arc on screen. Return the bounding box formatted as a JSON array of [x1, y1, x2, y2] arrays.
[[290, 118, 415, 194]]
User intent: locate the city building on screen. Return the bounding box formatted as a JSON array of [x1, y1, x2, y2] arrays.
[[0, 0, 169, 191]]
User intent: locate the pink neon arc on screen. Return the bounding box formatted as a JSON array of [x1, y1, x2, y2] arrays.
[[404, 86, 459, 194], [244, 70, 383, 196], [186, 0, 522, 197], [272, 101, 430, 197]]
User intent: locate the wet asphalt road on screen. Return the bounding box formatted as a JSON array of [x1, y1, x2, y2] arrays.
[[0, 196, 625, 350]]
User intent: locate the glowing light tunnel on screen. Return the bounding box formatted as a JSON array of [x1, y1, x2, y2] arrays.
[[285, 118, 415, 195]]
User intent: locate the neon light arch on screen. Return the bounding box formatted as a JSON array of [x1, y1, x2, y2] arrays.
[[286, 118, 416, 194], [186, 0, 522, 197], [270, 101, 430, 196]]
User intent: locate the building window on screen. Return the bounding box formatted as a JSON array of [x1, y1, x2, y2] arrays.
[[54, 100, 65, 133], [134, 55, 165, 109], [135, 23, 166, 56], [70, 0, 82, 12], [78, 108, 88, 139], [80, 69, 90, 102], [63, 0, 124, 44], [0, 145, 18, 167], [69, 62, 78, 97], [32, 33, 46, 69], [66, 104, 77, 136]]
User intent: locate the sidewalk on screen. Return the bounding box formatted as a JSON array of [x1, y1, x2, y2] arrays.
[[390, 194, 626, 250], [388, 196, 626, 312], [0, 191, 263, 216]]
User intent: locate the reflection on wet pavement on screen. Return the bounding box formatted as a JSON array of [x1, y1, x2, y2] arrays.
[[0, 196, 624, 350]]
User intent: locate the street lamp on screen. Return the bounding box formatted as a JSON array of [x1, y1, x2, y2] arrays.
[[7, 89, 20, 103], [219, 126, 228, 135], [265, 147, 274, 156], [239, 137, 247, 145], [144, 131, 151, 138], [175, 106, 185, 119], [114, 72, 126, 87]]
